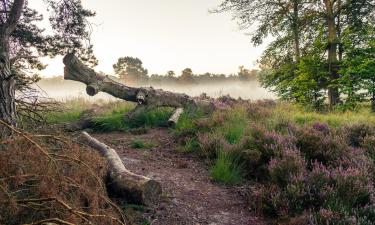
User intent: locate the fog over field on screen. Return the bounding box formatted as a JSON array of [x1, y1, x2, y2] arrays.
[[35, 78, 275, 101]]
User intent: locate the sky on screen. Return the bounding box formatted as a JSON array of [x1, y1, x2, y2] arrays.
[[29, 0, 267, 77]]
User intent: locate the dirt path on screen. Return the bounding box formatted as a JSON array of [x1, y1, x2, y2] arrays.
[[93, 129, 265, 225]]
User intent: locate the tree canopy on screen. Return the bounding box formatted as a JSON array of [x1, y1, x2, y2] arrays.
[[0, 0, 96, 135], [215, 0, 375, 110]]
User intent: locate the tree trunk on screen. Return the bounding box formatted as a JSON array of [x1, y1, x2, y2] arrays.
[[63, 53, 197, 109], [0, 36, 16, 138], [371, 80, 375, 113], [292, 0, 300, 63], [63, 53, 215, 124], [81, 131, 162, 206], [324, 0, 340, 107]]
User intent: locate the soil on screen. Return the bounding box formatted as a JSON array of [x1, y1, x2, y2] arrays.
[[93, 128, 266, 225]]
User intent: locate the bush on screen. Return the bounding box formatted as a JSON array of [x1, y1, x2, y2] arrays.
[[344, 123, 375, 147], [198, 132, 227, 159], [295, 125, 348, 165], [268, 147, 307, 187]]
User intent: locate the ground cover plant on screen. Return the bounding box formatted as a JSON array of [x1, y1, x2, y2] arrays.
[[21, 98, 375, 224], [173, 99, 375, 224]]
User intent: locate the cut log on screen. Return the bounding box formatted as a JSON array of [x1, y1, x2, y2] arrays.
[[81, 131, 162, 206], [168, 108, 184, 126]]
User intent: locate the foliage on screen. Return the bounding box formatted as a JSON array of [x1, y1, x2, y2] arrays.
[[113, 56, 148, 84], [215, 0, 375, 110], [176, 100, 375, 223]]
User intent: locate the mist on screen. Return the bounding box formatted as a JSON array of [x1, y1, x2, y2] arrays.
[[34, 78, 275, 101]]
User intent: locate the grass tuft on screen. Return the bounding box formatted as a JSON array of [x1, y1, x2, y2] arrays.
[[210, 151, 244, 185], [130, 138, 154, 149]]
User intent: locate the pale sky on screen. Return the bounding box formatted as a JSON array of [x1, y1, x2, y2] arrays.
[[29, 0, 266, 77]]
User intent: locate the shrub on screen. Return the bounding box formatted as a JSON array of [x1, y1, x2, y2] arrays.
[[198, 132, 227, 159], [268, 148, 307, 187], [295, 126, 348, 165], [240, 125, 296, 178], [344, 123, 375, 147], [362, 135, 375, 161]]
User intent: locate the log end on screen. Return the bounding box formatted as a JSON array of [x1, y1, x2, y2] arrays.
[[86, 83, 100, 96], [142, 179, 162, 206]]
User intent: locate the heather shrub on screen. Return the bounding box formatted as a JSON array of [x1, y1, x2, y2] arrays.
[[362, 135, 375, 161], [344, 123, 375, 147], [268, 147, 307, 187], [240, 125, 297, 179], [197, 132, 227, 159], [312, 122, 330, 134], [295, 126, 348, 165]]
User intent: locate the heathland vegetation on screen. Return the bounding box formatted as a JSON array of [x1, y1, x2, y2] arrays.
[[0, 0, 374, 224], [19, 97, 375, 224]]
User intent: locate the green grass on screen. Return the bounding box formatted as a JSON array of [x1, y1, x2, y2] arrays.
[[216, 107, 248, 144], [93, 102, 133, 131], [210, 151, 244, 185], [45, 98, 92, 124], [174, 108, 205, 137], [130, 138, 154, 149], [126, 107, 174, 128], [94, 106, 173, 131], [181, 138, 200, 153], [272, 102, 375, 128]]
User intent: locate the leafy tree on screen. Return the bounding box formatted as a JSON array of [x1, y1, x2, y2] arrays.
[[0, 0, 95, 135], [216, 0, 375, 109], [113, 56, 148, 84], [179, 68, 194, 83], [339, 25, 375, 110], [166, 70, 175, 77], [238, 66, 257, 81]]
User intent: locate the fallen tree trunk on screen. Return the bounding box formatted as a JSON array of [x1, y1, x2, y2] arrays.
[[63, 53, 196, 109], [63, 54, 216, 125], [81, 131, 162, 206]]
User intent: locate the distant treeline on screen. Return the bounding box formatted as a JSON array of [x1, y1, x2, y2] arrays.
[[112, 56, 258, 85], [42, 56, 259, 86]]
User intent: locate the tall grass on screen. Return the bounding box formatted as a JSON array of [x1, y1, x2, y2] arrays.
[[45, 97, 93, 124], [210, 151, 243, 185], [43, 98, 174, 131]]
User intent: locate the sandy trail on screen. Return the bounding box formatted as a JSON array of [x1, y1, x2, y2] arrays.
[[93, 129, 265, 225]]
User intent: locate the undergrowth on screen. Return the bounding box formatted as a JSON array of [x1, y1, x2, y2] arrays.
[[174, 99, 375, 224], [0, 123, 127, 225]]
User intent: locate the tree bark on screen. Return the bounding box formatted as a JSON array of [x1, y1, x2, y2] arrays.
[[324, 0, 340, 107], [292, 0, 300, 63], [81, 131, 162, 206], [0, 0, 26, 138], [63, 53, 216, 127], [63, 53, 197, 109], [0, 35, 16, 137]]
